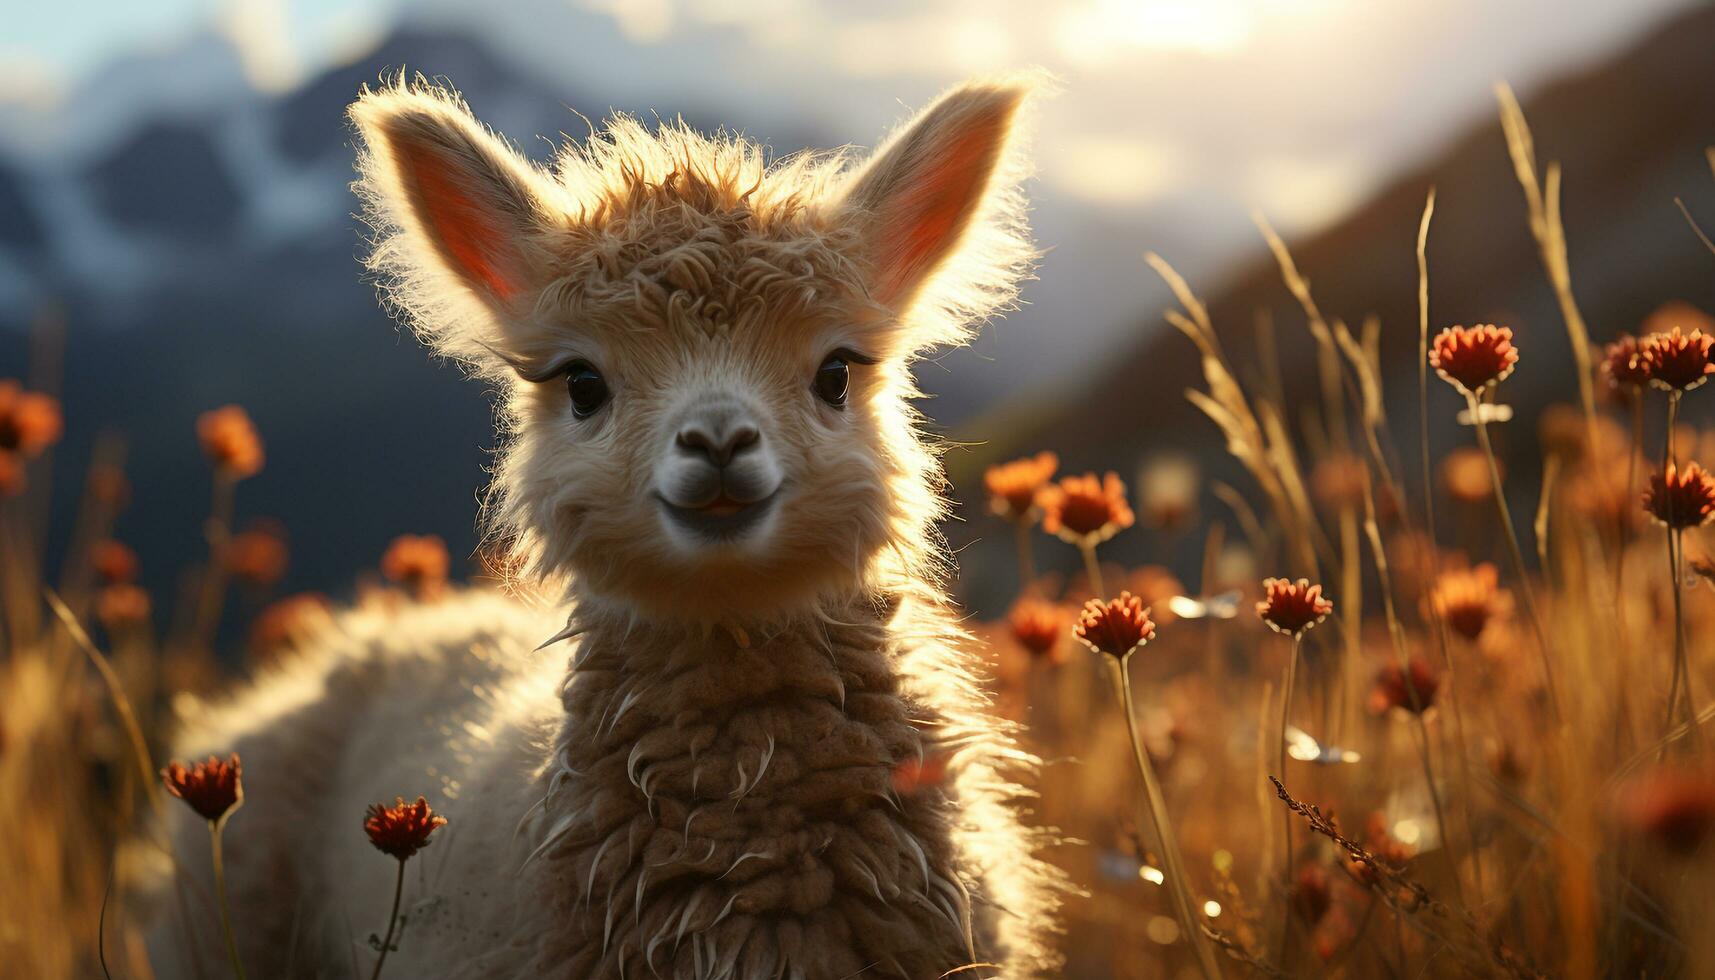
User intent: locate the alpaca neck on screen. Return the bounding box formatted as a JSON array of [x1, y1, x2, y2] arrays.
[[531, 590, 983, 978]]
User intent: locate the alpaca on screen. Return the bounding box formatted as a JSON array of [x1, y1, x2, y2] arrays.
[[147, 74, 1064, 978]]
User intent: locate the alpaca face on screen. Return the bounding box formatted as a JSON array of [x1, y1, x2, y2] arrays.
[[352, 77, 1034, 619]]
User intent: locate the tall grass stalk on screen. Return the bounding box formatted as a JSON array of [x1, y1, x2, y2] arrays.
[[1467, 391, 1560, 718], [208, 819, 247, 980]]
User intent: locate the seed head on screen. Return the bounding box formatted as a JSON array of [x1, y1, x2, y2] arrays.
[[1430, 324, 1518, 395], [162, 754, 242, 822], [364, 796, 447, 860], [1257, 578, 1333, 637], [983, 451, 1057, 522], [1073, 591, 1156, 659]]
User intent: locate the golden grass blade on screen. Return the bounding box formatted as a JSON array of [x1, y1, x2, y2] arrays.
[[44, 588, 163, 820]]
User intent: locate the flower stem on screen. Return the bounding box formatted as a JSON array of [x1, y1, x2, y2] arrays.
[[1078, 539, 1105, 599], [1117, 655, 1223, 980], [1468, 392, 1559, 719], [1274, 634, 1300, 963], [1014, 519, 1037, 595], [208, 820, 247, 980], [369, 858, 407, 980]]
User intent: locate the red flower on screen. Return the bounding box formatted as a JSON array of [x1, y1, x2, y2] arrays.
[[984, 452, 1057, 522], [1643, 461, 1715, 530], [1257, 578, 1333, 637], [1040, 472, 1135, 543], [96, 584, 152, 631], [1007, 598, 1069, 663], [198, 405, 265, 478], [227, 521, 289, 587], [1602, 335, 1650, 391], [381, 534, 451, 595], [248, 593, 334, 656], [1428, 564, 1510, 642], [364, 796, 447, 860], [1368, 659, 1439, 715], [92, 540, 139, 585], [1639, 326, 1715, 392], [1430, 324, 1518, 395], [162, 754, 243, 822], [1616, 767, 1715, 854], [1290, 864, 1332, 923], [0, 381, 64, 458], [1073, 591, 1156, 659]]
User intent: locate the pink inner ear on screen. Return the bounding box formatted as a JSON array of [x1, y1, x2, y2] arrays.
[[876, 116, 1006, 304], [397, 139, 520, 302]]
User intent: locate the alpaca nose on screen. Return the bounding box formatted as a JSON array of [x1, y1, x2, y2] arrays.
[[675, 421, 760, 467]]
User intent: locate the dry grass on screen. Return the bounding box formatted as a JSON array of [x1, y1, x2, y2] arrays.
[[2, 94, 1714, 979]]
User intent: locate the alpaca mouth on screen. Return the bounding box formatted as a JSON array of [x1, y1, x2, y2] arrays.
[[656, 491, 780, 541]]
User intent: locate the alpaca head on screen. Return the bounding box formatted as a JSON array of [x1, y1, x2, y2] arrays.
[[351, 77, 1036, 620]]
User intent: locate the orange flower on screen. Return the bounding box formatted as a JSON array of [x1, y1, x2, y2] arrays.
[[197, 405, 264, 478], [381, 534, 451, 594], [1257, 578, 1333, 637], [1368, 658, 1439, 715], [92, 540, 139, 584], [1007, 597, 1069, 663], [1290, 864, 1332, 924], [162, 754, 243, 822], [96, 584, 152, 631], [1040, 472, 1134, 543], [1430, 324, 1518, 395], [1602, 335, 1650, 391], [1639, 326, 1715, 392], [364, 796, 447, 860], [984, 451, 1057, 522], [1643, 461, 1715, 529], [1073, 591, 1155, 659], [227, 521, 289, 586], [248, 593, 334, 654], [1428, 564, 1510, 642], [0, 381, 63, 458], [1440, 447, 1494, 505], [891, 753, 951, 795], [1615, 766, 1715, 854]]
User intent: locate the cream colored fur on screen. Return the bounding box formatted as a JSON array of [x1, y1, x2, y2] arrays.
[[147, 74, 1064, 978]]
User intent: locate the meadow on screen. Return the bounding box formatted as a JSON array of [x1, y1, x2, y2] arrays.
[[3, 89, 1713, 979]]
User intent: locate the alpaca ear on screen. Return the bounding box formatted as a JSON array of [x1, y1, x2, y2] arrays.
[[840, 79, 1036, 344], [351, 82, 563, 368]]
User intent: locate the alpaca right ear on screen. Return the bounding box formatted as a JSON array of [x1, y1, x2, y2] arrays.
[[351, 83, 563, 368]]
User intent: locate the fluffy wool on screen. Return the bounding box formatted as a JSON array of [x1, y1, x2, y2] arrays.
[[147, 73, 1065, 978]]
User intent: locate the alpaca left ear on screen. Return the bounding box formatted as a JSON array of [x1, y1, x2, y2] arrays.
[[840, 78, 1036, 347]]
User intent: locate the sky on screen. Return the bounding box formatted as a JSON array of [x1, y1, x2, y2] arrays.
[[2, 0, 1702, 387]]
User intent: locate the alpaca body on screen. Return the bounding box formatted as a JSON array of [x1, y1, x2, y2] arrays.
[[151, 587, 1058, 978], [148, 72, 1065, 976]]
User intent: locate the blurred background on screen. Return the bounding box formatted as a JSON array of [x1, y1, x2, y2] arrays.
[[2, 0, 1711, 629]]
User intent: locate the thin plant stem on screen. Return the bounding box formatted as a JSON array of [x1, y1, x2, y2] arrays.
[[1660, 391, 1697, 741], [1468, 391, 1560, 719], [1275, 633, 1301, 963], [1078, 539, 1105, 599], [1116, 654, 1223, 980], [369, 859, 407, 980], [208, 820, 247, 980], [1014, 519, 1037, 595]]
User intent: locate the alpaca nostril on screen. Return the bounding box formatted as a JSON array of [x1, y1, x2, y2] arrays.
[[676, 423, 760, 467]]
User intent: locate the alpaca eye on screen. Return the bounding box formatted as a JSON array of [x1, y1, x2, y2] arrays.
[[813, 352, 850, 407], [565, 362, 609, 418]]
